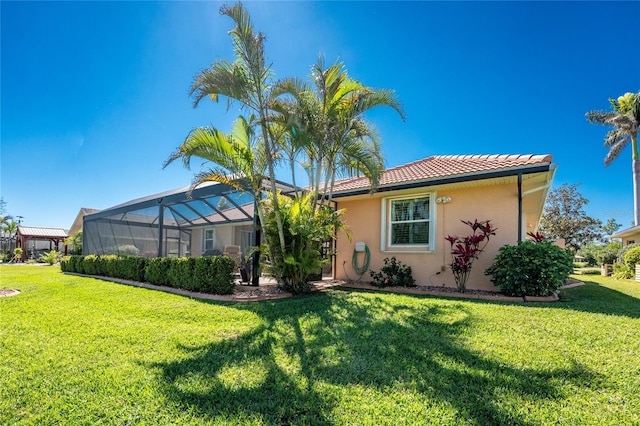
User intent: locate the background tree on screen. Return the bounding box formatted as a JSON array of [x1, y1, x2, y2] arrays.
[[602, 218, 622, 239], [64, 230, 83, 255], [586, 91, 640, 225], [539, 183, 602, 252], [2, 220, 18, 253]]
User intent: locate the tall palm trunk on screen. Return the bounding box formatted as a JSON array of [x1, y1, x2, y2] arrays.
[[258, 105, 287, 257], [633, 139, 640, 226]]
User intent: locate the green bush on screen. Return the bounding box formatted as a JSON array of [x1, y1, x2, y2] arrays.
[[623, 247, 640, 270], [67, 255, 85, 274], [117, 256, 147, 282], [485, 241, 573, 296], [573, 267, 601, 275], [82, 255, 100, 275], [193, 256, 236, 294], [99, 255, 118, 277], [145, 257, 172, 286], [370, 257, 416, 288], [613, 262, 633, 280], [60, 256, 71, 272], [168, 257, 197, 290], [261, 192, 345, 294], [619, 243, 640, 265], [61, 254, 234, 295]]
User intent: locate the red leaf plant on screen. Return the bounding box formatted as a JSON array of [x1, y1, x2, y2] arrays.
[[526, 231, 547, 243], [446, 219, 496, 292]]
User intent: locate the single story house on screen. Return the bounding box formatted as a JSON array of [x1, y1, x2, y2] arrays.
[[331, 154, 556, 291], [611, 225, 640, 246], [82, 154, 555, 292]]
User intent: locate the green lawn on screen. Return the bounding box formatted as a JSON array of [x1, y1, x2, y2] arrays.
[[1, 266, 639, 425]]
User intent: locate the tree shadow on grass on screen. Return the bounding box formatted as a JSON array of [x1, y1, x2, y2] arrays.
[[147, 292, 599, 425], [555, 280, 640, 319]]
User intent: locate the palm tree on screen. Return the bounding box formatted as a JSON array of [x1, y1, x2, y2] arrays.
[[2, 220, 18, 253], [189, 2, 287, 257], [274, 57, 405, 208], [587, 91, 640, 225], [164, 115, 270, 232]]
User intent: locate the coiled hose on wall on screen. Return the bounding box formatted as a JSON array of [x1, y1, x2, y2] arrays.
[[345, 243, 370, 281]]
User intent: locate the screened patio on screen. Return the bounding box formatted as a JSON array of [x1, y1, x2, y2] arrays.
[[82, 180, 298, 261]]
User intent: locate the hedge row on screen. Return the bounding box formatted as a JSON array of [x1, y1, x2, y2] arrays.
[[61, 255, 236, 295]]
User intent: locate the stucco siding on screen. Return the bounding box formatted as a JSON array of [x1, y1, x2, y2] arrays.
[[336, 182, 520, 291]]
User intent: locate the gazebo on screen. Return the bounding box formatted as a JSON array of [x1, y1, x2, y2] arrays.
[[15, 226, 69, 261]]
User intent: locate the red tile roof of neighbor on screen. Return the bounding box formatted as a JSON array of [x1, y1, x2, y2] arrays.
[[332, 154, 554, 194]]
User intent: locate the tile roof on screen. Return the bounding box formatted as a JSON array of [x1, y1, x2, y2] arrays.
[[17, 226, 69, 239], [331, 154, 553, 194]]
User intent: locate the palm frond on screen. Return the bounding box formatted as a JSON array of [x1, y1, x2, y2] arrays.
[[190, 60, 251, 109], [191, 168, 249, 196], [585, 110, 615, 125], [605, 140, 629, 166]]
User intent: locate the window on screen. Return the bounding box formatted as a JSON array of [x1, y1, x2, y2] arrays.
[[202, 228, 216, 252], [383, 194, 434, 251]]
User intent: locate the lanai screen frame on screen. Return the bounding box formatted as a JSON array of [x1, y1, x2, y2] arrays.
[[82, 179, 299, 260]]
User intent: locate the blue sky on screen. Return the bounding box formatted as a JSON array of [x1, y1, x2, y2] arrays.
[[1, 1, 638, 230]]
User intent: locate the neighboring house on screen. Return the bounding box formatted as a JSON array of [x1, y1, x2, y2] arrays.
[[15, 226, 69, 260], [69, 208, 100, 236], [332, 154, 556, 291], [611, 225, 640, 246]]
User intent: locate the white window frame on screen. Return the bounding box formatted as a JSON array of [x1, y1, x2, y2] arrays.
[[381, 193, 435, 253], [202, 227, 216, 252]]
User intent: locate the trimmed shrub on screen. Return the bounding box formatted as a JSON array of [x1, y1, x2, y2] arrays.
[[83, 255, 100, 275], [60, 254, 234, 295], [623, 247, 640, 270], [145, 257, 172, 286], [193, 256, 236, 294], [117, 256, 147, 282], [370, 257, 416, 288], [100, 255, 119, 278], [485, 241, 573, 296], [60, 256, 71, 272], [67, 255, 85, 274], [168, 257, 197, 290]]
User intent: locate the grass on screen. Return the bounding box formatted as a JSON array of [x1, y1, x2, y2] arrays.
[[1, 265, 639, 425]]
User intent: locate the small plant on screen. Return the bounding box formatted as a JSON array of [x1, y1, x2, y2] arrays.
[[12, 247, 23, 263], [445, 219, 496, 292], [39, 250, 62, 265], [613, 262, 633, 280], [369, 257, 415, 287]]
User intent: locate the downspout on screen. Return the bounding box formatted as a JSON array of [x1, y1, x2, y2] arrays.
[[517, 173, 523, 243]]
